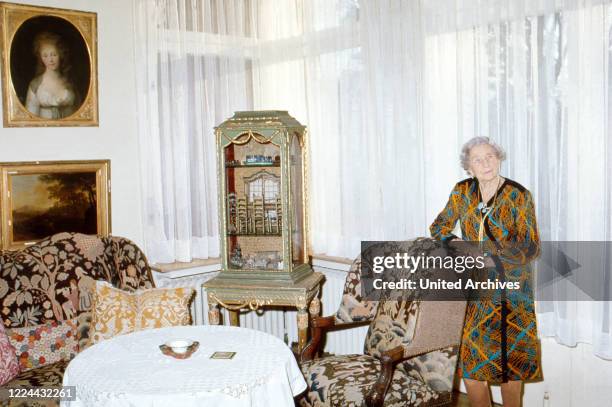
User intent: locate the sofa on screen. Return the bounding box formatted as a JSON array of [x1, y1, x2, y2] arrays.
[[0, 232, 154, 407]]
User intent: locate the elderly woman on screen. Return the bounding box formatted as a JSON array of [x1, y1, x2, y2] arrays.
[[430, 137, 541, 407]]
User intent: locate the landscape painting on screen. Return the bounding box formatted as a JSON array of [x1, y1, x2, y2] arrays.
[[0, 161, 110, 250]]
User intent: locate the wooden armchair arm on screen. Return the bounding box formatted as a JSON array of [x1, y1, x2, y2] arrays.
[[311, 315, 337, 329], [364, 340, 461, 407], [300, 316, 370, 362], [365, 346, 404, 407], [300, 316, 337, 362], [366, 301, 467, 407]]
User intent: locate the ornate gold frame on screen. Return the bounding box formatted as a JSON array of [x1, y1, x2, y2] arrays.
[[0, 160, 111, 250], [0, 2, 98, 127]]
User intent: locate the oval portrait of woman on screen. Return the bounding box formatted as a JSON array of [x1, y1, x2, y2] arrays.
[[9, 15, 91, 120]]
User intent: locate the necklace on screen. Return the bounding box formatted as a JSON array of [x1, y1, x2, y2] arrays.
[[477, 176, 502, 243]]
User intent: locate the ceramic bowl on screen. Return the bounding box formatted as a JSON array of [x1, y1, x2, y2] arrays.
[[165, 339, 194, 354]]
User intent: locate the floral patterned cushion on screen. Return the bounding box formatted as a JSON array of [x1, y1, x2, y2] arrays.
[[335, 257, 378, 324], [6, 320, 78, 371], [299, 354, 442, 407], [0, 233, 154, 329], [363, 300, 419, 358], [0, 324, 19, 385]]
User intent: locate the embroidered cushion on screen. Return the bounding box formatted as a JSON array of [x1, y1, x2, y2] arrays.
[[0, 323, 20, 385], [89, 281, 194, 345], [7, 319, 79, 371]]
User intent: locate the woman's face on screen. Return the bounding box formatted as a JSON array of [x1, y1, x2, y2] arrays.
[[467, 143, 500, 182], [39, 43, 60, 71]]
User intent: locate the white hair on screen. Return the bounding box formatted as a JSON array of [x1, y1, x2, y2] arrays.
[[460, 136, 506, 172]]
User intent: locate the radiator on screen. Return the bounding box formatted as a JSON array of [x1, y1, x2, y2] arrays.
[[153, 265, 368, 355]]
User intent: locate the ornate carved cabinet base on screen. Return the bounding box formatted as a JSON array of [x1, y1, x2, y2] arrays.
[[203, 272, 324, 352]]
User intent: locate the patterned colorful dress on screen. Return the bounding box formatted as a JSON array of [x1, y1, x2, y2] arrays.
[[430, 177, 541, 383]]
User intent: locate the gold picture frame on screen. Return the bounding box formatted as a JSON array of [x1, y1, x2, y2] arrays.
[[0, 160, 110, 250], [0, 2, 98, 127]]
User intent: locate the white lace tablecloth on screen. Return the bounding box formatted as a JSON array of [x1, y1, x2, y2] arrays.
[[61, 325, 306, 407]]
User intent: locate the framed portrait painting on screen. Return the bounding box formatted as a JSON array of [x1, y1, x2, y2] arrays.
[[0, 2, 98, 127], [0, 160, 110, 250]]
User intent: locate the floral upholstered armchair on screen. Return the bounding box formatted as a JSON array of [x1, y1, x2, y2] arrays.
[[0, 232, 154, 406], [299, 239, 467, 407]]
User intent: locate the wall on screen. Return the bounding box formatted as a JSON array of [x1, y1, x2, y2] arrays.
[[0, 0, 144, 246]]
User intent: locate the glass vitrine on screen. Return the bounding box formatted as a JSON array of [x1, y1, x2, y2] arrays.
[[216, 111, 311, 283]]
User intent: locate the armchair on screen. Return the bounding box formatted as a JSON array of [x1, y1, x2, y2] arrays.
[[300, 240, 467, 407]]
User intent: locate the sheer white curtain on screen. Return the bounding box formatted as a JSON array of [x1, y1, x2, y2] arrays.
[[262, 0, 612, 358], [133, 0, 256, 263], [536, 3, 612, 359], [422, 0, 612, 357], [250, 0, 431, 256], [133, 0, 432, 262], [133, 0, 612, 356]]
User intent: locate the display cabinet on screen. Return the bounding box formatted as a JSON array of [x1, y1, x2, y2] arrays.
[[203, 111, 323, 352]]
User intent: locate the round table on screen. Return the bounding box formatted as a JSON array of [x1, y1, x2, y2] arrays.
[[61, 325, 306, 407]]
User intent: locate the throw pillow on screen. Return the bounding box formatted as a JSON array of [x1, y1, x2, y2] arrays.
[[7, 319, 79, 371], [0, 323, 20, 385], [89, 281, 194, 345]]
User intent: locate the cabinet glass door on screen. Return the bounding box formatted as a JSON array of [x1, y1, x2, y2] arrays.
[[224, 133, 283, 271]]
